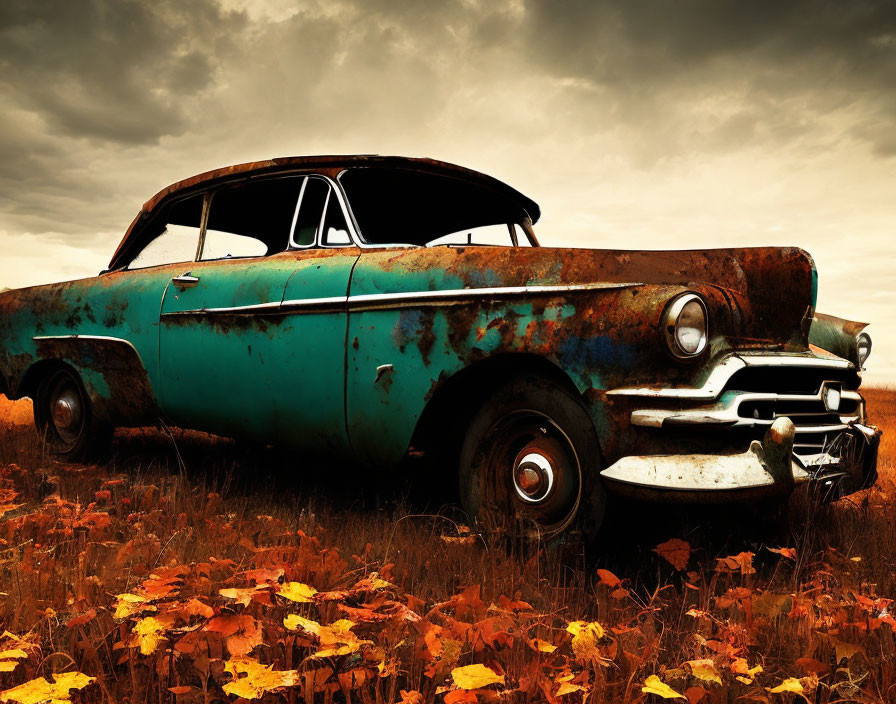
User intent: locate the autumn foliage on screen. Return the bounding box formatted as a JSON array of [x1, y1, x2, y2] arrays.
[[0, 389, 893, 703]]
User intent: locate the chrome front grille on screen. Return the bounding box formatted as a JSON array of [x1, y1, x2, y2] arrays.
[[725, 368, 861, 457], [625, 355, 864, 459]]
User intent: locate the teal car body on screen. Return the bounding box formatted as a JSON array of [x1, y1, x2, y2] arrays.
[[0, 156, 880, 535]]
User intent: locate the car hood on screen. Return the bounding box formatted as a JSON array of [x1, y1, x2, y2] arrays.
[[353, 244, 817, 352]]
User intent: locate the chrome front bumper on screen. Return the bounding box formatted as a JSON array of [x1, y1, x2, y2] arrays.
[[601, 353, 881, 501]]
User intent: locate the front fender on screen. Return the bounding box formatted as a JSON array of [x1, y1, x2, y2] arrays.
[[809, 312, 868, 367], [346, 275, 730, 467]]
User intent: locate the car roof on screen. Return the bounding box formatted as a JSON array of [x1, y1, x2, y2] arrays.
[[139, 155, 541, 223]]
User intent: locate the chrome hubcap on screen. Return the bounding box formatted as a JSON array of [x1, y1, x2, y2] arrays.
[[513, 451, 555, 503], [50, 387, 82, 439]]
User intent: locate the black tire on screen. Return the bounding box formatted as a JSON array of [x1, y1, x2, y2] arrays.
[[458, 375, 606, 543], [34, 367, 111, 462]]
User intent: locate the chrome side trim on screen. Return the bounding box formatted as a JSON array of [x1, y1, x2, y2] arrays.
[[159, 282, 641, 318], [32, 334, 147, 366], [347, 282, 641, 311], [162, 296, 349, 318]]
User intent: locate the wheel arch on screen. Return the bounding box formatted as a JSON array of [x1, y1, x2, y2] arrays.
[[17, 337, 159, 426], [18, 358, 73, 401], [409, 352, 595, 457]]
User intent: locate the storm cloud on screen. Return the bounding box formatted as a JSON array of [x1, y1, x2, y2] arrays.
[[1, 0, 894, 380]]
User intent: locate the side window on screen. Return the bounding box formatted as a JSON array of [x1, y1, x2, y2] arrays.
[[424, 223, 518, 247], [289, 178, 329, 248], [128, 195, 203, 269], [201, 178, 302, 261], [321, 190, 351, 246]]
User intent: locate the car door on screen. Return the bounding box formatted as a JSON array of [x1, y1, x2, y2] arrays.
[[158, 175, 360, 456]]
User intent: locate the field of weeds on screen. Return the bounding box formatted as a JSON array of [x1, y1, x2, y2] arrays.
[[0, 389, 893, 704]]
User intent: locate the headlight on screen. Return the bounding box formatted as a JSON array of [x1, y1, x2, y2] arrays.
[[663, 293, 708, 358], [856, 332, 872, 367]]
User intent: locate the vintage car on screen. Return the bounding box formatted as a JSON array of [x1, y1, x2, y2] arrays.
[[0, 156, 881, 539]]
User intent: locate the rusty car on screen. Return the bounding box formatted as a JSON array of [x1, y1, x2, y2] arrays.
[[0, 156, 881, 540]]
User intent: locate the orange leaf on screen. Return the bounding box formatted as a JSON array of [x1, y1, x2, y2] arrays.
[[714, 552, 756, 575], [654, 539, 691, 571], [767, 547, 797, 561], [795, 658, 828, 676], [596, 569, 622, 588], [205, 615, 262, 657], [66, 609, 97, 628], [685, 686, 708, 704], [444, 690, 478, 704]]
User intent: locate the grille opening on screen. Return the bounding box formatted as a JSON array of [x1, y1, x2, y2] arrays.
[[727, 366, 860, 395], [738, 399, 858, 423]]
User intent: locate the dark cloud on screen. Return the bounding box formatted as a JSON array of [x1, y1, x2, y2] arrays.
[[523, 0, 896, 156], [0, 0, 893, 379], [0, 0, 246, 143]]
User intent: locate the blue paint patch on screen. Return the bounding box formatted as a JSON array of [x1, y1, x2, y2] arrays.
[[556, 334, 637, 372]]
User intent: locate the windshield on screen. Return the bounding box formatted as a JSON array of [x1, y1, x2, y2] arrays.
[[339, 167, 536, 247]]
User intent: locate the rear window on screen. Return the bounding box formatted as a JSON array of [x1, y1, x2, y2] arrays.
[[340, 168, 528, 246]]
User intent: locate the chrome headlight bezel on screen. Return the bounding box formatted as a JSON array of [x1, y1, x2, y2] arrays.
[[663, 293, 709, 359], [856, 332, 872, 368]]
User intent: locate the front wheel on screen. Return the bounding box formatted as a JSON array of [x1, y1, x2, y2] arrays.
[[458, 375, 606, 543], [34, 367, 111, 462]]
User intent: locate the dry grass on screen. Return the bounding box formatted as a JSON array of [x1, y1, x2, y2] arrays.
[[0, 390, 893, 703]]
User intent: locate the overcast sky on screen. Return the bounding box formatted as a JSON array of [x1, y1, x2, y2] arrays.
[[1, 0, 894, 384]]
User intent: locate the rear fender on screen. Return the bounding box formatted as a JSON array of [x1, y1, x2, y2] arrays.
[[19, 336, 159, 426]]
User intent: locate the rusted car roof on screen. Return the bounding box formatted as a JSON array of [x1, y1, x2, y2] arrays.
[[140, 155, 541, 222], [108, 155, 541, 269]]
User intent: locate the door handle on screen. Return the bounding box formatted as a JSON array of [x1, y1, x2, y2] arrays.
[[172, 274, 200, 289]]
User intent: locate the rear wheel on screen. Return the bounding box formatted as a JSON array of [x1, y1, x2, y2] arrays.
[[34, 367, 110, 462], [458, 375, 605, 543]]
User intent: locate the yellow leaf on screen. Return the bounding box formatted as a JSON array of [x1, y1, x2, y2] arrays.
[[222, 658, 299, 700], [0, 649, 28, 671], [330, 620, 355, 632], [557, 682, 586, 696], [642, 675, 686, 699], [768, 678, 803, 694], [0, 672, 95, 704], [132, 617, 165, 656], [218, 587, 262, 607], [113, 593, 148, 620], [451, 664, 505, 690], [278, 582, 317, 603], [283, 614, 320, 634], [312, 621, 367, 659], [685, 659, 722, 685], [565, 621, 606, 663], [0, 650, 28, 661], [532, 638, 557, 653]]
